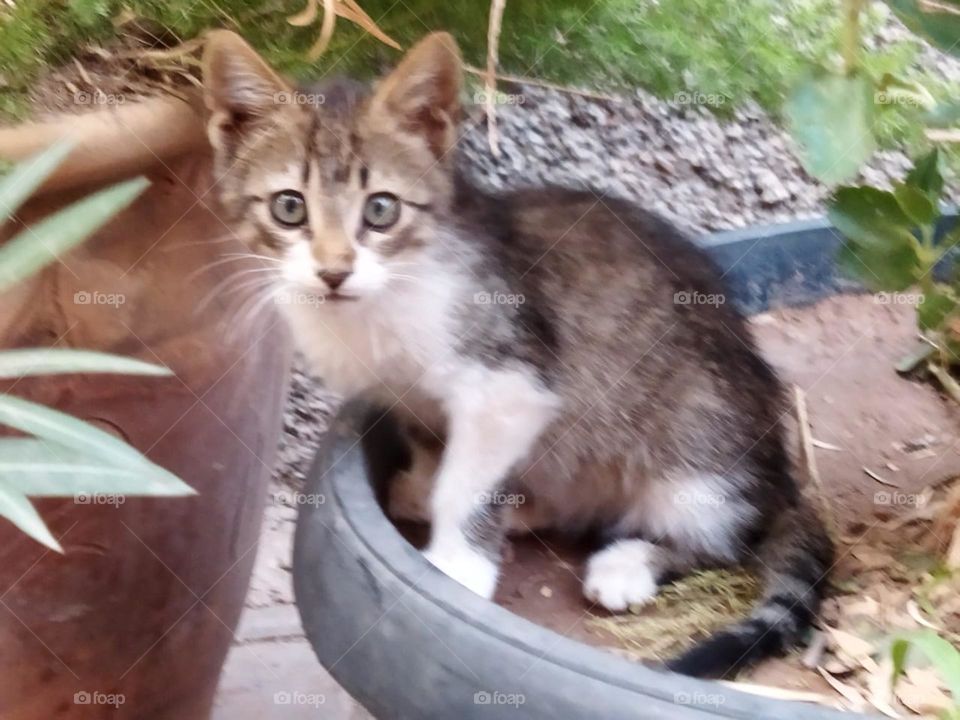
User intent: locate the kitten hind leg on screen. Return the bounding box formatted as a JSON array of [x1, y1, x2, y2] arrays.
[[584, 539, 695, 612], [388, 435, 440, 523]]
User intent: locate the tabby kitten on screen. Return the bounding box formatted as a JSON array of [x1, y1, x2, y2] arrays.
[[202, 30, 832, 678]]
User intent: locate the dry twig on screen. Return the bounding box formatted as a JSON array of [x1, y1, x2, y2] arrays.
[[463, 65, 617, 102], [484, 0, 508, 156], [794, 385, 840, 544]]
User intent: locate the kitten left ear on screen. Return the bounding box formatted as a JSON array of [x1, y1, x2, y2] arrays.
[[371, 32, 462, 158], [202, 30, 292, 148]]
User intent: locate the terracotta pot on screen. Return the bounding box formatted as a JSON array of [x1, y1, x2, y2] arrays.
[[0, 108, 291, 719]]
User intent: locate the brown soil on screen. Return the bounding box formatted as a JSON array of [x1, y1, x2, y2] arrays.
[[428, 293, 960, 707]]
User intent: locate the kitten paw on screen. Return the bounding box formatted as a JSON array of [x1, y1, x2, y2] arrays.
[[583, 540, 659, 612], [423, 544, 498, 599]]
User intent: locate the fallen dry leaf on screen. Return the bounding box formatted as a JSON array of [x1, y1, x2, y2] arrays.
[[825, 626, 877, 674], [719, 679, 834, 706], [812, 438, 843, 451], [817, 667, 869, 712], [838, 596, 881, 619], [286, 0, 401, 60], [801, 630, 828, 669], [866, 655, 901, 719], [851, 546, 897, 571], [906, 600, 941, 631], [865, 466, 900, 487], [896, 667, 953, 715]]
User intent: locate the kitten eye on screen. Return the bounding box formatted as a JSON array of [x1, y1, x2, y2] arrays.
[[362, 192, 401, 230], [270, 190, 307, 227]]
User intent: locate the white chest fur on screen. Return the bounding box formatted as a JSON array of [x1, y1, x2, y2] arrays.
[[281, 267, 464, 399]]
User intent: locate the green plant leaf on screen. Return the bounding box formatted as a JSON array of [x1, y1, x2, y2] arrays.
[[920, 286, 958, 331], [829, 186, 915, 249], [906, 149, 944, 200], [0, 394, 194, 495], [0, 176, 148, 291], [895, 183, 937, 227], [925, 100, 960, 128], [0, 438, 194, 496], [0, 483, 62, 552], [838, 240, 919, 291], [0, 349, 171, 380], [892, 637, 910, 679], [0, 394, 141, 464], [0, 140, 74, 219], [786, 70, 876, 184], [892, 631, 960, 700], [885, 0, 960, 58]]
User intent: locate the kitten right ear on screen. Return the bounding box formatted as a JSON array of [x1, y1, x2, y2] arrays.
[[202, 30, 291, 148]]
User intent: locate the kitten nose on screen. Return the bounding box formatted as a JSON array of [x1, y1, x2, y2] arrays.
[[318, 270, 351, 291]]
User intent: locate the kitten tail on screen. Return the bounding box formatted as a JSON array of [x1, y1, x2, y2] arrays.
[[666, 498, 833, 678]]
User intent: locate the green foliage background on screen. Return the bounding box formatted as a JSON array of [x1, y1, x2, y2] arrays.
[[0, 0, 956, 158]]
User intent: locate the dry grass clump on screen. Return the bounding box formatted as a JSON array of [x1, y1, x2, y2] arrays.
[[586, 568, 760, 661]]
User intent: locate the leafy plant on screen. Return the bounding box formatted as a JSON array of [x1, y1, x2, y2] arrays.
[[785, 0, 960, 184], [0, 0, 949, 140], [891, 631, 960, 719], [787, 1, 960, 399], [829, 148, 960, 395], [0, 141, 194, 551]]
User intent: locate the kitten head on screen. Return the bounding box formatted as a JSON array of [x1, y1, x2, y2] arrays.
[[202, 30, 462, 302]]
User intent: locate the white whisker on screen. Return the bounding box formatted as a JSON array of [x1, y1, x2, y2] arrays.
[[220, 252, 283, 263], [187, 255, 262, 282], [196, 272, 282, 314], [231, 286, 283, 342]]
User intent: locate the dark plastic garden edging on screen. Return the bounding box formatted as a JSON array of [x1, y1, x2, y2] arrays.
[[292, 216, 920, 720]]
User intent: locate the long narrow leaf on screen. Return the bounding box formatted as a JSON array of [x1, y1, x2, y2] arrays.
[[0, 349, 171, 380], [0, 438, 194, 496], [0, 141, 74, 219], [894, 631, 960, 700], [0, 176, 149, 291], [0, 394, 141, 464], [0, 395, 195, 495], [0, 483, 62, 552]]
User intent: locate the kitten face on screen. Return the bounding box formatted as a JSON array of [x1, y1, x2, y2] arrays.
[[202, 31, 462, 303]]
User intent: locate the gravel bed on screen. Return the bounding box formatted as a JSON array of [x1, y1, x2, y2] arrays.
[[459, 90, 917, 235]]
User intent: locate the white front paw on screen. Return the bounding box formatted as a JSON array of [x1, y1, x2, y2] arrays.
[[423, 544, 499, 599], [583, 541, 659, 612]]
